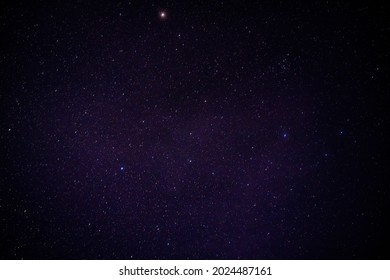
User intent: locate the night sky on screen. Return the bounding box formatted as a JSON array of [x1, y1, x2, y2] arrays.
[[1, 1, 389, 259]]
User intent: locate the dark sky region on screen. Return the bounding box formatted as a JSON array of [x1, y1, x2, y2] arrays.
[[0, 0, 389, 259]]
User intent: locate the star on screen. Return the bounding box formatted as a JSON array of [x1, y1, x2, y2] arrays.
[[159, 11, 167, 20]]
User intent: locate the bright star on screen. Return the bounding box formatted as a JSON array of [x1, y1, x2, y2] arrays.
[[159, 11, 167, 20]]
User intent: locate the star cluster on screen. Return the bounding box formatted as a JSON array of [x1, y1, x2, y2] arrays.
[[1, 1, 389, 259]]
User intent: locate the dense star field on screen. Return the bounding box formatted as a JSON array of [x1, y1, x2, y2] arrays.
[[0, 1, 389, 259]]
